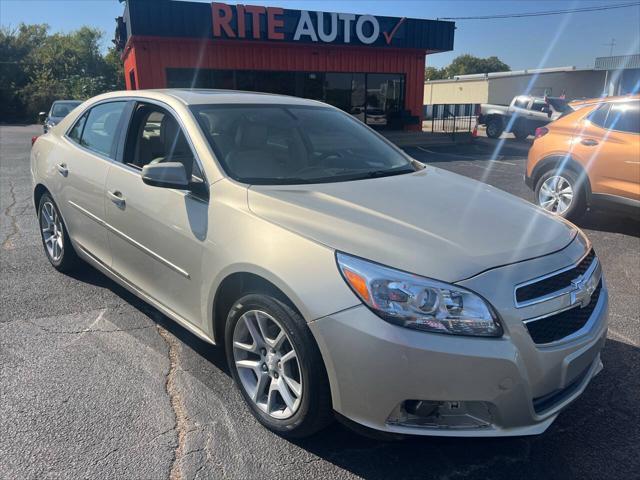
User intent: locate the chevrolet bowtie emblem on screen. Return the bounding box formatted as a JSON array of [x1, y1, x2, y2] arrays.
[[570, 274, 598, 308]]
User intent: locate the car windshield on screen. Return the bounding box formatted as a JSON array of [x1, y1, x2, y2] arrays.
[[51, 101, 81, 118], [190, 104, 416, 185]]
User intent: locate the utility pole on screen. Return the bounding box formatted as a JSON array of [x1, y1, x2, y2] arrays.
[[604, 38, 616, 56]]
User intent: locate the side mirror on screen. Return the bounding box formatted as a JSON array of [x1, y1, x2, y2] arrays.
[[142, 162, 189, 189], [38, 112, 47, 123]]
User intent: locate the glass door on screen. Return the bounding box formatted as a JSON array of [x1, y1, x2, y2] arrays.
[[365, 74, 404, 129]]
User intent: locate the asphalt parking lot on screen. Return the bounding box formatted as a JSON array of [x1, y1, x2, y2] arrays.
[[1, 125, 639, 480]]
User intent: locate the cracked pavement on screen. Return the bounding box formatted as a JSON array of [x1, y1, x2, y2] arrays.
[[1, 126, 639, 479]]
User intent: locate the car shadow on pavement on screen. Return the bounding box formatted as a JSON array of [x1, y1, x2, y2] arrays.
[[576, 209, 640, 238], [66, 266, 230, 373], [67, 266, 639, 479], [289, 338, 639, 480]]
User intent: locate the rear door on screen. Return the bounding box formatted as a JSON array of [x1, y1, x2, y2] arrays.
[[57, 101, 129, 266], [104, 101, 209, 326], [573, 101, 640, 200], [600, 101, 640, 200]]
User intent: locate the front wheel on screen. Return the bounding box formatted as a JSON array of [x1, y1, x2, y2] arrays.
[[534, 170, 586, 221], [225, 294, 333, 438]]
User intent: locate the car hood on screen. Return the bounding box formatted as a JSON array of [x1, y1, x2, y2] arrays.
[[247, 167, 577, 282]]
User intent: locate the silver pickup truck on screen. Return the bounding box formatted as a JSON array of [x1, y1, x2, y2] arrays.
[[478, 95, 562, 139]]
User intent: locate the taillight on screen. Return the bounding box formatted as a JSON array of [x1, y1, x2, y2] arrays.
[[31, 136, 39, 147], [534, 127, 549, 139]]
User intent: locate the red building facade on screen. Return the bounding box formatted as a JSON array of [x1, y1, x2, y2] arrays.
[[117, 1, 455, 130]]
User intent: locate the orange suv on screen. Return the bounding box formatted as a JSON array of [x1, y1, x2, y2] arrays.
[[526, 95, 640, 220]]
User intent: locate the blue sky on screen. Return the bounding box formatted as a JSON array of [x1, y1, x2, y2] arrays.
[[1, 0, 639, 70]]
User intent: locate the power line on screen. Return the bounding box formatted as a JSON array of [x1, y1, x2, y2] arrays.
[[439, 2, 640, 21]]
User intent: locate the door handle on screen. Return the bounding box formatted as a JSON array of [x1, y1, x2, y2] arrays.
[[580, 138, 599, 147], [56, 163, 68, 177], [107, 190, 126, 208]]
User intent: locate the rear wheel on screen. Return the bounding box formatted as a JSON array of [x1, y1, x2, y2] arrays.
[[535, 169, 586, 221], [486, 117, 504, 138], [512, 125, 530, 140], [225, 293, 333, 438], [38, 192, 79, 272]]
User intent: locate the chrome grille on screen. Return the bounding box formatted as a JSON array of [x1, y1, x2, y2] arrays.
[[525, 280, 602, 344], [515, 249, 596, 307]]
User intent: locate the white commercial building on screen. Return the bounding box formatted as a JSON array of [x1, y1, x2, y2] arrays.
[[424, 55, 640, 106], [424, 66, 606, 106]]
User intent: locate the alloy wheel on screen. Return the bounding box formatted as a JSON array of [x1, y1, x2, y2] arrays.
[[232, 310, 303, 419], [40, 201, 64, 262], [538, 175, 574, 215]]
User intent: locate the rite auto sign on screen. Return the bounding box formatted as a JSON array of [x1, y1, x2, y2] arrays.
[[210, 2, 445, 49]]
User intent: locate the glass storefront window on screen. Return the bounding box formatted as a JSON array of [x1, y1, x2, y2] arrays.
[[212, 70, 234, 89], [366, 74, 404, 127], [324, 73, 352, 112], [236, 71, 256, 92], [166, 68, 405, 129], [351, 74, 366, 122], [255, 71, 296, 96], [299, 72, 324, 100]]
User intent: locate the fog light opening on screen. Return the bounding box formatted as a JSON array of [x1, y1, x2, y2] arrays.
[[387, 400, 494, 430]]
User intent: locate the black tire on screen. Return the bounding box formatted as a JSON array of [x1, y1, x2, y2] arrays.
[[512, 125, 530, 140], [38, 192, 79, 272], [486, 117, 504, 138], [534, 169, 587, 221], [225, 293, 333, 438]]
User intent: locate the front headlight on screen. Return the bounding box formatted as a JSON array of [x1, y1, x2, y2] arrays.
[[336, 252, 502, 337]]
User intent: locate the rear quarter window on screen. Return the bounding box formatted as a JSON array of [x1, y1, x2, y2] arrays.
[[606, 102, 640, 134], [68, 113, 88, 143], [76, 102, 127, 159]]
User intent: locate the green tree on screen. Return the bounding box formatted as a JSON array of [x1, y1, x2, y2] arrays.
[[425, 54, 510, 82], [103, 47, 125, 91], [444, 54, 510, 77], [424, 66, 446, 81], [0, 24, 48, 120], [0, 23, 125, 122]]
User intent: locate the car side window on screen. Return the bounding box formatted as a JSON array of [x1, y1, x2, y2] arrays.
[[124, 104, 203, 180], [68, 112, 88, 143], [587, 104, 610, 128], [77, 102, 127, 159], [531, 100, 548, 112], [605, 102, 640, 134]]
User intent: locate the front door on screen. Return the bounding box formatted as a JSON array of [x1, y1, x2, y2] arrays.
[[104, 102, 209, 326], [57, 101, 128, 266]]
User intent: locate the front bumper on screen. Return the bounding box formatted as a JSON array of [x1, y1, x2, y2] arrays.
[[309, 282, 608, 437]]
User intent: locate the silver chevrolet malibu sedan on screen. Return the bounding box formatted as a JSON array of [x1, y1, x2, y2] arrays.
[[31, 90, 608, 438]]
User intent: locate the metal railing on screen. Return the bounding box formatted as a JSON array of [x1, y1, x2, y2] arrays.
[[424, 103, 479, 137]]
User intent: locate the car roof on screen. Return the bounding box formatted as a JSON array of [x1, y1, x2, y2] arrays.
[[569, 93, 640, 106], [95, 89, 329, 107]]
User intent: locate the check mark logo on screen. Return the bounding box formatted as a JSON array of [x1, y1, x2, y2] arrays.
[[383, 17, 406, 45]]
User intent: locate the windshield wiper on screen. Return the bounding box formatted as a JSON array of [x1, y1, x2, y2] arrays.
[[244, 166, 417, 185], [245, 177, 316, 185], [365, 167, 417, 179]]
